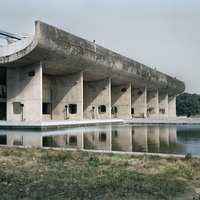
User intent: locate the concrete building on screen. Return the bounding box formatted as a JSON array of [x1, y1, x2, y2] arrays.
[[0, 21, 185, 122]]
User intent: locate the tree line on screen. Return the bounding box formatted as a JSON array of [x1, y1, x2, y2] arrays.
[[176, 93, 200, 117]]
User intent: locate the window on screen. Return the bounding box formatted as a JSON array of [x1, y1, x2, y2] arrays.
[[0, 135, 7, 145], [121, 88, 127, 92], [111, 106, 117, 114], [160, 109, 165, 114], [28, 70, 35, 77], [69, 136, 77, 145], [112, 130, 118, 137], [99, 132, 106, 141], [69, 104, 77, 114], [13, 102, 22, 114], [131, 108, 134, 115], [43, 103, 51, 114], [98, 105, 106, 114]]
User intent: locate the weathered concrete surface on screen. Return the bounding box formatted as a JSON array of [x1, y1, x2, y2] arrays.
[[7, 62, 43, 122], [0, 20, 185, 96]]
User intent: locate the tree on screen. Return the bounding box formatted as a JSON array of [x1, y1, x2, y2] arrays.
[[176, 93, 200, 117]]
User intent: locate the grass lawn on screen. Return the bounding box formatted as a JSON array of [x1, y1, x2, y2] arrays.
[[0, 146, 200, 200]]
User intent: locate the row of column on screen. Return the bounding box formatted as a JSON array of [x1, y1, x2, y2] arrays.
[[6, 62, 176, 122]]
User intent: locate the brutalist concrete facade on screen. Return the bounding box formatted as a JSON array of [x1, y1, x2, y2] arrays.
[[0, 21, 185, 122]]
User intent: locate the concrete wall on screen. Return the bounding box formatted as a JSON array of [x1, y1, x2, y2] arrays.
[[147, 90, 159, 118], [43, 71, 83, 120], [7, 62, 42, 121], [111, 83, 131, 119], [5, 62, 178, 121], [42, 74, 52, 120], [168, 96, 176, 117], [131, 87, 147, 118], [83, 78, 111, 119], [159, 93, 168, 117]]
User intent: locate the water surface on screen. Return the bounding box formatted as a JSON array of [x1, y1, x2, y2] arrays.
[[1, 124, 200, 156]]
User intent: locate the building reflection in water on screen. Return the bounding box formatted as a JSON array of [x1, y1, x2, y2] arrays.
[[0, 130, 42, 147], [0, 125, 188, 155]]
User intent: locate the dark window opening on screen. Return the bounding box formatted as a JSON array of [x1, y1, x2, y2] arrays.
[[111, 106, 117, 114], [13, 102, 22, 114], [28, 70, 35, 77], [43, 136, 52, 147], [69, 136, 77, 145], [121, 88, 127, 92], [13, 136, 23, 146], [0, 135, 7, 145], [0, 85, 6, 98], [131, 108, 134, 115], [99, 132, 106, 141], [112, 130, 118, 137], [69, 104, 77, 114], [0, 102, 6, 120], [43, 103, 51, 114], [160, 109, 165, 114], [138, 91, 143, 95], [98, 105, 106, 114]]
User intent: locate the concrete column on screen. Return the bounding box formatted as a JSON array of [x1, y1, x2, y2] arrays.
[[111, 83, 131, 119], [159, 93, 168, 117], [168, 96, 176, 117], [83, 78, 111, 119], [147, 90, 159, 118], [7, 62, 42, 122], [42, 74, 52, 121], [131, 87, 147, 118], [43, 71, 83, 120]]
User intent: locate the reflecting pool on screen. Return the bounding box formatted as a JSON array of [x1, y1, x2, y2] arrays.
[[0, 124, 200, 156]]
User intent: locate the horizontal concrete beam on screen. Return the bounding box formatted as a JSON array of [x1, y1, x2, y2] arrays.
[[0, 20, 185, 95]]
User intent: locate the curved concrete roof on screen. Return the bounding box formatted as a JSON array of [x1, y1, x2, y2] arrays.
[[0, 20, 185, 95]]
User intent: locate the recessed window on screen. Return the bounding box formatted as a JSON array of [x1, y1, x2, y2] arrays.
[[111, 106, 117, 114], [43, 103, 51, 114], [160, 109, 165, 114], [28, 70, 35, 77], [112, 130, 118, 137], [0, 135, 7, 145], [69, 104, 77, 114], [13, 102, 22, 114], [69, 136, 77, 145], [98, 105, 106, 114], [131, 108, 134, 115], [99, 132, 106, 141], [138, 91, 143, 95], [121, 88, 127, 92]]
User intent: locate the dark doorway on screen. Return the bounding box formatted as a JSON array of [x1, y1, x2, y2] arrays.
[[0, 102, 6, 120]]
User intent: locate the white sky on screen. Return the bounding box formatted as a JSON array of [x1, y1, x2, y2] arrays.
[[0, 0, 200, 94]]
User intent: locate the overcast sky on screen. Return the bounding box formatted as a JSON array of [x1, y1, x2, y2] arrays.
[[0, 0, 200, 94]]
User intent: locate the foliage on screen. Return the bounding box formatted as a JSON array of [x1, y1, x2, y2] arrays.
[[176, 92, 200, 116]]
